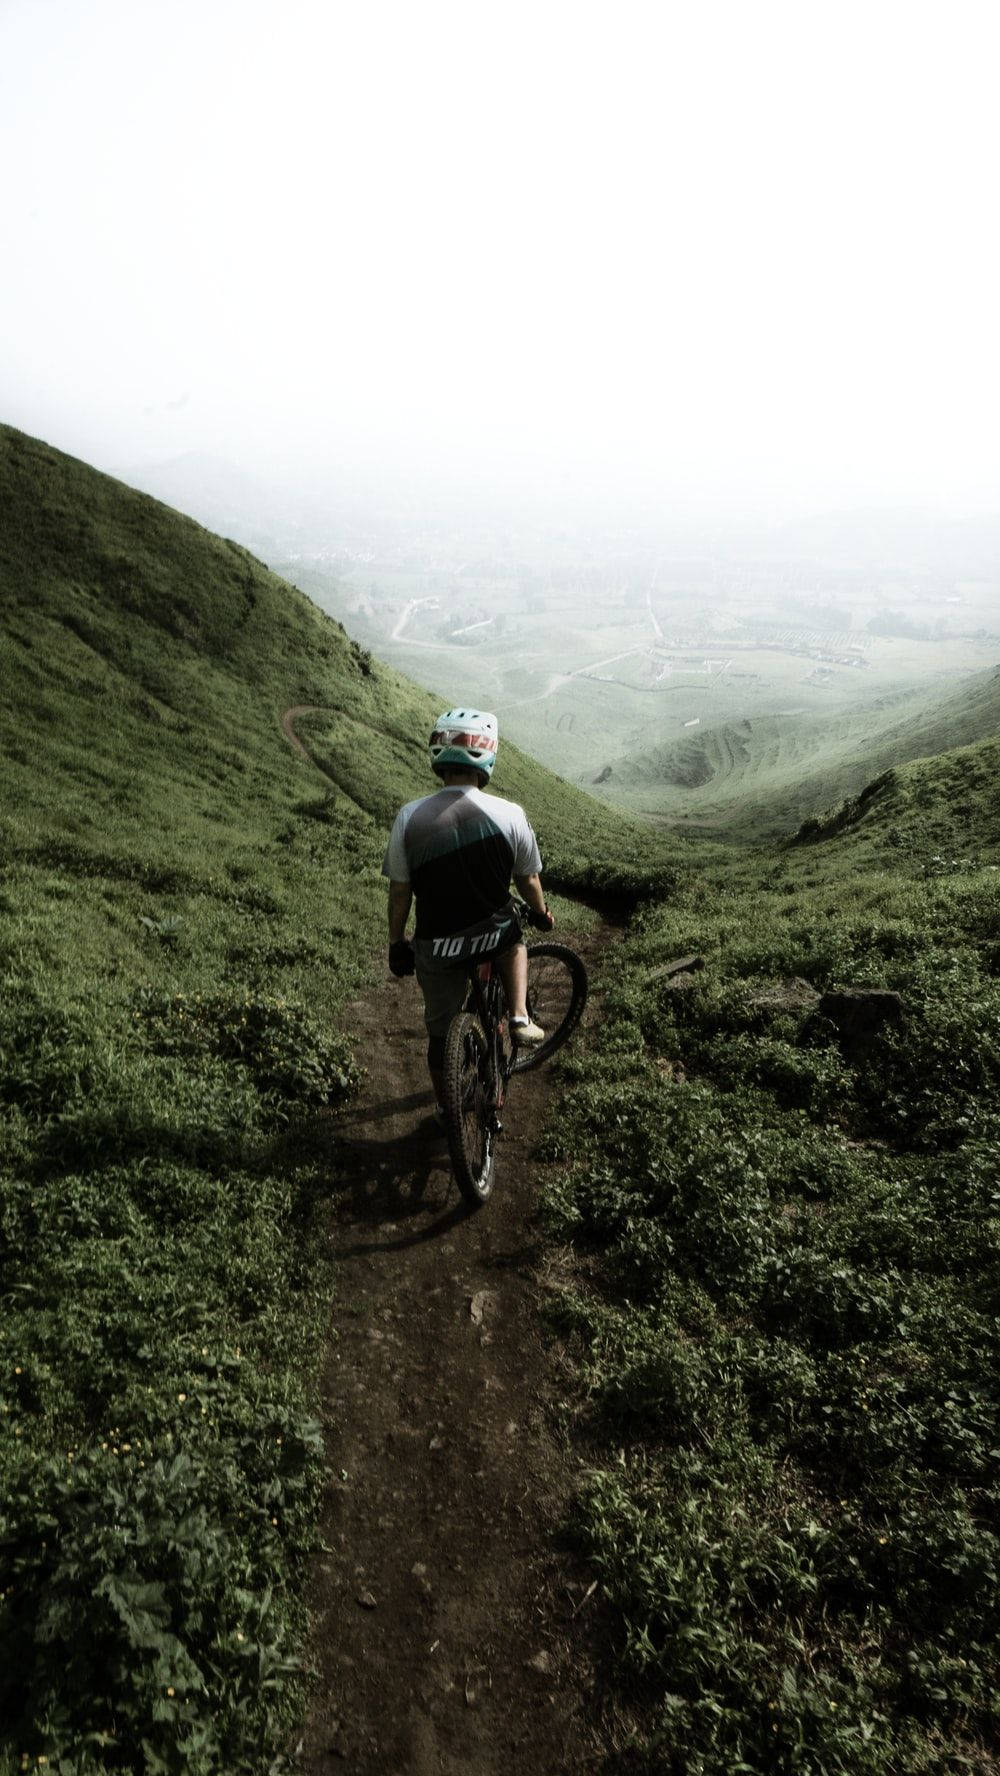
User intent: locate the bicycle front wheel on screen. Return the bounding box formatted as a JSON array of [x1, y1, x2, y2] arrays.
[[510, 942, 588, 1074], [442, 1012, 497, 1205]]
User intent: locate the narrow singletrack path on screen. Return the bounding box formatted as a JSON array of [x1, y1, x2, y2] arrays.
[[297, 939, 607, 1775], [281, 704, 325, 760]]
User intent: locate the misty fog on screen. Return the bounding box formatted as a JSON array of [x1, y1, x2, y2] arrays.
[[3, 0, 999, 520], [3, 0, 998, 824]]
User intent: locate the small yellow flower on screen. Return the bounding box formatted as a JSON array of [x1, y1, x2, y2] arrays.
[[14, 1367, 21, 1376], [177, 1393, 187, 1403], [166, 1686, 175, 1698]]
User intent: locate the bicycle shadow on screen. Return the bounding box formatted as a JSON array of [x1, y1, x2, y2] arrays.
[[331, 1092, 476, 1253]]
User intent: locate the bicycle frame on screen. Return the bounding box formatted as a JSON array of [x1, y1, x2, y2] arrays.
[[463, 960, 514, 1120], [442, 933, 587, 1206]]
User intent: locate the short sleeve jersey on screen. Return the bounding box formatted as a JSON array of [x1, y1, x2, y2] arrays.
[[382, 786, 542, 940]]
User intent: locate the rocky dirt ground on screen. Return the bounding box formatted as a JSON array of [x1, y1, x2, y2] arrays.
[[296, 932, 610, 1775]]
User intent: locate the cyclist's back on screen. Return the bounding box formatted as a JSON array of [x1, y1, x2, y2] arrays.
[[382, 706, 554, 1122], [385, 781, 539, 943]]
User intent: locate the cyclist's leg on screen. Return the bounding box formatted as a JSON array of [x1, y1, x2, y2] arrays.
[[415, 963, 468, 1109], [496, 942, 544, 1043], [495, 941, 528, 1020]]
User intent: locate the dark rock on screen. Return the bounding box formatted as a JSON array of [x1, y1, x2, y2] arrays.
[[749, 976, 822, 1017], [805, 988, 906, 1059], [661, 972, 699, 993], [648, 954, 705, 984]]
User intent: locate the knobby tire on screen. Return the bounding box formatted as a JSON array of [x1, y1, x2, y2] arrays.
[[442, 1011, 496, 1205]]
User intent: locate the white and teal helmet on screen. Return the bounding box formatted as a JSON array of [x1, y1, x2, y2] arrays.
[[429, 707, 499, 780]]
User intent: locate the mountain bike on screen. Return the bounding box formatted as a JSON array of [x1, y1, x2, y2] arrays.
[[441, 921, 588, 1206]]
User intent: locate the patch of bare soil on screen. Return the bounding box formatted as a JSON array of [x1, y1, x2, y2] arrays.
[[296, 936, 609, 1775]]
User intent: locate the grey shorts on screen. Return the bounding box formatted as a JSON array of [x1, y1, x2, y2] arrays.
[[415, 962, 472, 1041], [414, 905, 523, 1039]]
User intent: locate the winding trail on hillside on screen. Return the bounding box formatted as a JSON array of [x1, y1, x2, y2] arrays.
[[281, 707, 607, 1773], [282, 704, 325, 761]]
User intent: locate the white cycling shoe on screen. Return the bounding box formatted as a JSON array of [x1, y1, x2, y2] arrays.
[[510, 1016, 545, 1046]]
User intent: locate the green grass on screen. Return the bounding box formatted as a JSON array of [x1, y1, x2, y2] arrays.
[[794, 731, 1000, 860], [539, 777, 1000, 1773], [0, 422, 673, 1772], [4, 419, 999, 1773]]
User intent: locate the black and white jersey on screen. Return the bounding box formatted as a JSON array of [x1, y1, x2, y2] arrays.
[[382, 786, 542, 940]]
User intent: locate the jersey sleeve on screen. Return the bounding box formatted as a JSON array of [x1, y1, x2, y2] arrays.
[[382, 807, 411, 881], [509, 806, 542, 876]]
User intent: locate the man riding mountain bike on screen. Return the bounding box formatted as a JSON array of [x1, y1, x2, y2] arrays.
[[383, 707, 555, 1122]]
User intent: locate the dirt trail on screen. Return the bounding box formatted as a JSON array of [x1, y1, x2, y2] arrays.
[[297, 940, 607, 1775], [282, 704, 324, 761]]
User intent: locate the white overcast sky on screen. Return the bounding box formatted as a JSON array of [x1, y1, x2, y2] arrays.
[[1, 0, 998, 517]]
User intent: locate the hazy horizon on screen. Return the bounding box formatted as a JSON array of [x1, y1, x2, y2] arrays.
[[3, 0, 999, 528]]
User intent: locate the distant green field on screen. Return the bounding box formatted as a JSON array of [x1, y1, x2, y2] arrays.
[[278, 560, 1000, 837], [600, 663, 1000, 840]]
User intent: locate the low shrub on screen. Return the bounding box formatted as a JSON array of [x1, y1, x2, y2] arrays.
[[541, 859, 1000, 1772], [135, 989, 360, 1110]]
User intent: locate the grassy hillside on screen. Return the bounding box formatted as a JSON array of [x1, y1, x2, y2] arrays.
[[541, 740, 1000, 1773], [794, 730, 1000, 858], [0, 423, 670, 1773], [598, 665, 1000, 839], [5, 420, 999, 1774], [0, 427, 667, 908]]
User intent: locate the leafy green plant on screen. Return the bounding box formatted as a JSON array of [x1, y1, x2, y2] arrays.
[[541, 849, 1000, 1772]]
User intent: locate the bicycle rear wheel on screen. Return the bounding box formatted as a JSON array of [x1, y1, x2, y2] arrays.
[[442, 1011, 497, 1204], [510, 942, 588, 1074]]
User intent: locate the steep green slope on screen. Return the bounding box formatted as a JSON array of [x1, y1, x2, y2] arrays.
[[600, 665, 1000, 840], [794, 730, 1000, 859], [0, 424, 670, 1772], [0, 426, 666, 910]]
